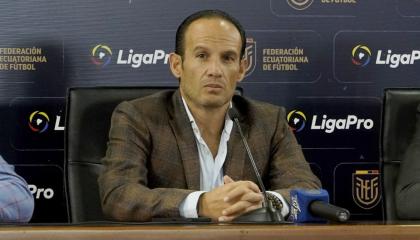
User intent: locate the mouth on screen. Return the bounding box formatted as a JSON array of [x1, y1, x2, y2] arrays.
[[204, 83, 224, 89]]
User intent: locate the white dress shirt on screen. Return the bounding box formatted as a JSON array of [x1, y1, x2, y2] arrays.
[[179, 98, 289, 218]]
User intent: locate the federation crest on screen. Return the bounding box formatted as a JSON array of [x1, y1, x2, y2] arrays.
[[244, 38, 256, 77], [352, 170, 381, 209]]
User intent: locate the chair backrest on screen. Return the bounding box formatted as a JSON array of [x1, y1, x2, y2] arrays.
[[65, 86, 175, 223], [382, 88, 420, 221]]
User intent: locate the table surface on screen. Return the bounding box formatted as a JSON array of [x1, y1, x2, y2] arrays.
[[1, 223, 420, 240]]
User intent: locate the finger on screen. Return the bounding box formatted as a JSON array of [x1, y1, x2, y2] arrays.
[[224, 183, 261, 202], [218, 215, 236, 222], [223, 175, 235, 184], [227, 191, 263, 204], [222, 200, 255, 216], [242, 192, 264, 203], [246, 181, 261, 193], [221, 180, 260, 194], [219, 203, 263, 222], [223, 193, 263, 215], [224, 186, 247, 202]]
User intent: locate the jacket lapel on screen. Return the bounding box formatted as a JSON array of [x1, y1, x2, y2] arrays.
[[168, 90, 200, 190]]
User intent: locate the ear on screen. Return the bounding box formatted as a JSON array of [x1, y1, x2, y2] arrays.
[[169, 53, 183, 79], [236, 58, 247, 83]]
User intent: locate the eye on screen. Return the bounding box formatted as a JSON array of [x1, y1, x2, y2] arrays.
[[223, 54, 235, 63], [196, 53, 207, 59]]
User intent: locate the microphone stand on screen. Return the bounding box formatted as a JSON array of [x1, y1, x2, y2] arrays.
[[230, 110, 284, 223]]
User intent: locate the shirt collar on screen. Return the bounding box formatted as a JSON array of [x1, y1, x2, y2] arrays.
[[181, 97, 233, 123]]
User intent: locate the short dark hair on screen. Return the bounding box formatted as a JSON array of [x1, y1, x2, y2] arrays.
[[175, 9, 246, 59]]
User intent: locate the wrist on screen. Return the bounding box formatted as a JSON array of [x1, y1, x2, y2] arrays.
[[198, 193, 207, 217]]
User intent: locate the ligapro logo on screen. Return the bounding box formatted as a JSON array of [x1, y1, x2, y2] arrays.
[[28, 111, 50, 133], [91, 44, 112, 67], [287, 110, 374, 133], [91, 44, 169, 68], [28, 111, 64, 133], [287, 110, 307, 133], [352, 44, 420, 68], [29, 184, 54, 199], [287, 0, 314, 10], [352, 45, 371, 67]]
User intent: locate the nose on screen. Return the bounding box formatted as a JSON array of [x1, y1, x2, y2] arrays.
[[207, 58, 222, 78]]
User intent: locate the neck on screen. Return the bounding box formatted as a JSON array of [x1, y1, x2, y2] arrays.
[[189, 102, 228, 136], [182, 94, 229, 134], [181, 93, 231, 157]]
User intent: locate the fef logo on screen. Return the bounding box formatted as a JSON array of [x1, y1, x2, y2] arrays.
[[352, 170, 381, 209], [352, 45, 371, 67], [91, 44, 112, 67], [287, 110, 307, 132], [287, 0, 314, 10], [28, 111, 50, 133], [244, 38, 256, 77]]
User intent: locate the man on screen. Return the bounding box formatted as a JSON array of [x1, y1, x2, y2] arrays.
[[395, 104, 420, 219], [0, 156, 34, 222], [98, 9, 321, 222]]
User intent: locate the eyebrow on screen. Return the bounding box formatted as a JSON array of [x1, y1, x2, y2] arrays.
[[223, 50, 239, 58], [192, 46, 239, 58], [192, 46, 209, 52]]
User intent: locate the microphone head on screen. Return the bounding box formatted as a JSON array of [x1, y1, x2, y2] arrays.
[[228, 107, 240, 120], [289, 189, 329, 223]]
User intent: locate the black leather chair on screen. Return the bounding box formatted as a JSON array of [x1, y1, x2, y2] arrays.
[[65, 86, 175, 223], [381, 88, 420, 221]]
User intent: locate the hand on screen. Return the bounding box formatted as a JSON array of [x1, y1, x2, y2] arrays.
[[219, 176, 263, 222], [198, 175, 263, 222]]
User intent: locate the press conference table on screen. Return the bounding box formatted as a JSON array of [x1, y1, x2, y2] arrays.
[[1, 223, 420, 240]]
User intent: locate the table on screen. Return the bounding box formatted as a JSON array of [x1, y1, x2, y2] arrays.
[[1, 224, 420, 240]]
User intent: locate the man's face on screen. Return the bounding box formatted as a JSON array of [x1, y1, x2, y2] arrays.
[[170, 17, 246, 110]]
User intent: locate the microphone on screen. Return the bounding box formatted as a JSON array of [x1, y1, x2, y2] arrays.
[[228, 108, 284, 222], [289, 189, 350, 223]]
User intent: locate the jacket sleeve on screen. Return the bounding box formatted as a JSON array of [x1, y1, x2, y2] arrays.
[[98, 101, 194, 222], [268, 107, 322, 204]]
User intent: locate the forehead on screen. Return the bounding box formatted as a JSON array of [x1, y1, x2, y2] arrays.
[[184, 18, 242, 52]]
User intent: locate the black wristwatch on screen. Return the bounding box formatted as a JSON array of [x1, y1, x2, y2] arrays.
[[266, 192, 283, 210]]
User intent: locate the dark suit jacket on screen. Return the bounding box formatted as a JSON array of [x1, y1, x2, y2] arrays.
[[395, 104, 420, 219], [98, 90, 321, 221]]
